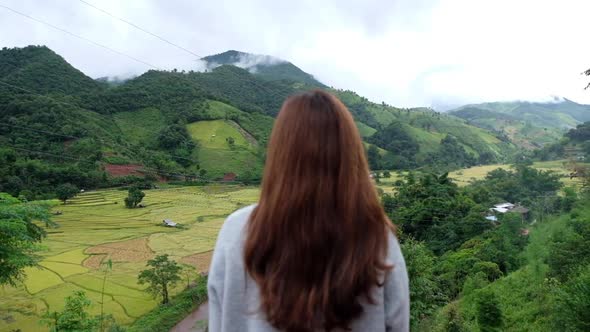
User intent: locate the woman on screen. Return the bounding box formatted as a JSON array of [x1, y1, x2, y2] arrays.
[[208, 90, 409, 332]]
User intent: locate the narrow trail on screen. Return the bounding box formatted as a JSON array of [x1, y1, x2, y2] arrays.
[[169, 301, 208, 332]]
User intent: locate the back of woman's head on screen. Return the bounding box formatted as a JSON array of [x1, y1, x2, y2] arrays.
[[244, 89, 392, 332]]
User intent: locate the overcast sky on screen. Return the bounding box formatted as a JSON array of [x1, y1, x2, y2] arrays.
[[1, 0, 589, 109]]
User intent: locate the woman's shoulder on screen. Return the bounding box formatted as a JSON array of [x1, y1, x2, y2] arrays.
[[216, 204, 257, 248], [386, 229, 405, 266]]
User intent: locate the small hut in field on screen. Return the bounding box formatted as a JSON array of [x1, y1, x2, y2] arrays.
[[162, 219, 177, 227]]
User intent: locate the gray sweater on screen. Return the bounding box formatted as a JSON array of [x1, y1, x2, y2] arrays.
[[207, 205, 410, 332]]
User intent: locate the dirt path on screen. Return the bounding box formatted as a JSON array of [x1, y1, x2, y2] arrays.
[[169, 301, 209, 332], [227, 120, 258, 147]]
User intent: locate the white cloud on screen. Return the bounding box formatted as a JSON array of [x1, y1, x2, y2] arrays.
[[205, 52, 285, 73], [0, 0, 589, 108]]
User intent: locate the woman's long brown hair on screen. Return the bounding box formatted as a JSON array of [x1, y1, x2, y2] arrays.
[[244, 90, 393, 331]]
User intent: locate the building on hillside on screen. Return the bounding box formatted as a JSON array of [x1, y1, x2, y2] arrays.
[[487, 202, 530, 223], [162, 219, 177, 227], [485, 215, 498, 222], [490, 202, 515, 213]]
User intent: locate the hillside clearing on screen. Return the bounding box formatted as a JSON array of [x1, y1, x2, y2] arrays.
[[187, 120, 263, 179]]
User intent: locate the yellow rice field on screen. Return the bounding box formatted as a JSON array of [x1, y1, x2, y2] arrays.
[[0, 185, 259, 332]]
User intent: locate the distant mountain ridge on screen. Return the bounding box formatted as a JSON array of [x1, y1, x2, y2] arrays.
[[449, 99, 590, 149], [0, 45, 519, 198], [202, 50, 325, 87]]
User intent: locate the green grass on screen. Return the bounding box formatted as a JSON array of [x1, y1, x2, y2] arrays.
[[205, 100, 241, 118], [187, 119, 263, 179], [404, 125, 445, 155], [355, 121, 377, 137], [188, 120, 251, 149], [0, 185, 260, 332], [22, 266, 64, 294]]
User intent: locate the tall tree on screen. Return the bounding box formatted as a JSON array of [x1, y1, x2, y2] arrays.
[[138, 254, 182, 304], [476, 289, 503, 332], [553, 264, 590, 331], [443, 302, 467, 332], [367, 144, 382, 170], [401, 238, 444, 327], [0, 193, 51, 286], [124, 186, 145, 208], [56, 183, 79, 204]]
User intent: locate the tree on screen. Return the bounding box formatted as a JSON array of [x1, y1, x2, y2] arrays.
[[442, 302, 467, 332], [548, 217, 590, 282], [553, 264, 590, 331], [401, 238, 443, 327], [124, 186, 145, 208], [181, 264, 197, 289], [56, 183, 79, 204], [367, 145, 382, 170], [138, 254, 182, 304], [0, 193, 51, 286], [388, 173, 490, 254], [43, 291, 98, 332], [476, 289, 503, 332], [226, 136, 235, 148], [157, 123, 195, 151]]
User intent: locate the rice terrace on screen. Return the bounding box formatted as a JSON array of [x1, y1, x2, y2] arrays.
[[0, 185, 259, 332], [0, 159, 583, 332]]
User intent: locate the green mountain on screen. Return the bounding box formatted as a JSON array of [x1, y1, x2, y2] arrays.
[[450, 99, 590, 149], [202, 50, 324, 87], [333, 90, 516, 169], [0, 45, 517, 199], [0, 45, 102, 95]]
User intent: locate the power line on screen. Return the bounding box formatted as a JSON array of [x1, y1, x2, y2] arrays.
[[77, 0, 204, 59], [2, 5, 505, 174], [1, 2, 296, 119], [0, 3, 160, 69], [71, 0, 294, 102]]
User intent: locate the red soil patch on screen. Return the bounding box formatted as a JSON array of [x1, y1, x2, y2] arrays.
[[223, 172, 237, 182], [104, 164, 145, 177], [83, 254, 107, 269], [180, 251, 213, 273]]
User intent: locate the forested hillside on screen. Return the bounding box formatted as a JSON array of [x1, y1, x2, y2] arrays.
[[423, 186, 590, 331], [450, 99, 590, 149], [530, 121, 590, 163], [378, 162, 590, 331], [0, 45, 517, 199]]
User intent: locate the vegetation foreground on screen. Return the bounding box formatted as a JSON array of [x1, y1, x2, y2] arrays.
[[2, 160, 588, 331], [0, 185, 258, 332]]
